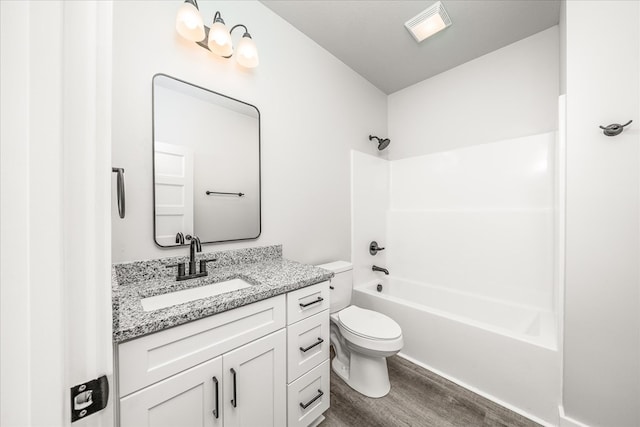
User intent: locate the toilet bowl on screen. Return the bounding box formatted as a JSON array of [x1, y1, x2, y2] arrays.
[[316, 261, 403, 398]]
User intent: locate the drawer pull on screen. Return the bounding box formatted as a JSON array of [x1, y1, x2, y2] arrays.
[[329, 286, 334, 290], [230, 368, 237, 408], [212, 376, 219, 418], [299, 297, 323, 308], [300, 389, 324, 409], [300, 337, 324, 353]]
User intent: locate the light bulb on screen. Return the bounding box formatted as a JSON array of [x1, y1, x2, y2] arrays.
[[208, 21, 233, 57], [175, 1, 205, 42], [236, 35, 259, 68], [411, 14, 446, 41]]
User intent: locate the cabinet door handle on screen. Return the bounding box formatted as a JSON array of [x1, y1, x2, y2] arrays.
[[299, 389, 324, 409], [212, 376, 219, 418], [300, 337, 324, 352], [230, 368, 237, 408], [299, 297, 323, 308]]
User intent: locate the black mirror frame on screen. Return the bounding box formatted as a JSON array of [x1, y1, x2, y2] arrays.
[[151, 73, 261, 248]]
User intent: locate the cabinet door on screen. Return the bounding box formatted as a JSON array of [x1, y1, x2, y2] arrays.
[[120, 356, 223, 427], [223, 329, 286, 427]]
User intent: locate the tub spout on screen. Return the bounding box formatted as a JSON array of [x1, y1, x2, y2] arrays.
[[372, 265, 389, 275]]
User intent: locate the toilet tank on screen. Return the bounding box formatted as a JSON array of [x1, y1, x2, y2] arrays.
[[316, 261, 353, 313]]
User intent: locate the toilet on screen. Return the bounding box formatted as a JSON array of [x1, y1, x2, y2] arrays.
[[316, 261, 403, 398]]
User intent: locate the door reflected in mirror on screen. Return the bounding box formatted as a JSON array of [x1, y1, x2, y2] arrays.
[[153, 74, 260, 246]]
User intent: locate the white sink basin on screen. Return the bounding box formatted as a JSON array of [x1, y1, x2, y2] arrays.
[[141, 278, 252, 312]]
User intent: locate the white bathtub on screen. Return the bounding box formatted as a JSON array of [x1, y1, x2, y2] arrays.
[[353, 277, 561, 426]]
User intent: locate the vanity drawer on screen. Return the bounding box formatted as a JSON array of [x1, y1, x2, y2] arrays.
[[287, 359, 330, 427], [287, 310, 330, 382], [286, 281, 330, 324], [118, 294, 285, 397]]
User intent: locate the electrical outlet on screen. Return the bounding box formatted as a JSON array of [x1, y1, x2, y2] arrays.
[[70, 375, 109, 422]]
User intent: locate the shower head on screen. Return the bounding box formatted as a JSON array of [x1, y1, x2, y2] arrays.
[[369, 135, 391, 151]]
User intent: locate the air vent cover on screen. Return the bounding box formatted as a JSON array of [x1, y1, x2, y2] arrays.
[[405, 1, 452, 43]]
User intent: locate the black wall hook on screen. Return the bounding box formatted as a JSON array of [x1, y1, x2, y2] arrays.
[[599, 120, 632, 137]]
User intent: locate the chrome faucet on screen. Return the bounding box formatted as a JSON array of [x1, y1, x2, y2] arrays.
[[372, 265, 389, 275]]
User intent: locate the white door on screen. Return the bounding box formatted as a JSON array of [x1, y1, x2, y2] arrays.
[[155, 141, 194, 245], [120, 356, 223, 427], [223, 330, 286, 427], [1, 1, 115, 426]]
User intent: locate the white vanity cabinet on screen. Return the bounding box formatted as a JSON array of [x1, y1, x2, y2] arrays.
[[120, 331, 287, 427], [117, 295, 286, 427], [117, 282, 332, 427], [285, 282, 331, 427]]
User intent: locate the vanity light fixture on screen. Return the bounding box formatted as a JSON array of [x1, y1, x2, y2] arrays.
[[175, 0, 259, 68], [405, 1, 452, 43]]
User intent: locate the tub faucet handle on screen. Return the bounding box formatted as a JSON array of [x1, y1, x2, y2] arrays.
[[370, 241, 385, 255]]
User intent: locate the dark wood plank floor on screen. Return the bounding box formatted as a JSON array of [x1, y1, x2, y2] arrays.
[[321, 354, 541, 427]]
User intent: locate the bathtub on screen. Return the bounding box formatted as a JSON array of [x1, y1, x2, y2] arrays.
[[353, 277, 561, 426]]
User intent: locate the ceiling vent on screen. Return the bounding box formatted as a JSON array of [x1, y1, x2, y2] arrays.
[[405, 1, 452, 43]]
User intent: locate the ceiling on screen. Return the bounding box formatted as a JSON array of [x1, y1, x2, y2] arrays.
[[261, 0, 560, 94]]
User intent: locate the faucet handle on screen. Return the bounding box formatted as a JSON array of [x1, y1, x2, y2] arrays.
[[198, 258, 217, 275], [165, 263, 186, 278], [369, 241, 385, 255]]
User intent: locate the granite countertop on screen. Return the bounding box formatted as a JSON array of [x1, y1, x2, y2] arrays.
[[112, 245, 333, 343]]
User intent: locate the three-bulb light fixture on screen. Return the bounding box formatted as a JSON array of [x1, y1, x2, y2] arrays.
[[175, 0, 259, 68]]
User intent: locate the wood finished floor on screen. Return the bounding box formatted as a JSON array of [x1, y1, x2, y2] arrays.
[[320, 355, 541, 427]]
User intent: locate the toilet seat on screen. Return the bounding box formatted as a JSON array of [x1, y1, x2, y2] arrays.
[[330, 306, 403, 356], [338, 306, 402, 340]]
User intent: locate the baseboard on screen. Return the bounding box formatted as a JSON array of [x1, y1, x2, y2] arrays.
[[558, 405, 590, 427], [396, 352, 555, 427]]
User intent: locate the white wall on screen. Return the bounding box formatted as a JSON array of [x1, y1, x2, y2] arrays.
[[351, 151, 390, 285], [388, 26, 559, 160], [111, 1, 387, 263], [563, 1, 640, 426], [387, 133, 557, 309]]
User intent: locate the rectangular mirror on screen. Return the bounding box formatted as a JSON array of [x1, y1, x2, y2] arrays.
[[153, 74, 260, 246]]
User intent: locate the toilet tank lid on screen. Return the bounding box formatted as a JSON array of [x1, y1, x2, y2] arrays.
[[316, 261, 352, 274]]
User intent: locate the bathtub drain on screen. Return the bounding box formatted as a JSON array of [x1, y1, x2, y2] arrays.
[[376, 284, 383, 292]]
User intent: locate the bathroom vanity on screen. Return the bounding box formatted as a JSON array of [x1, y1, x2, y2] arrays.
[[112, 245, 332, 427]]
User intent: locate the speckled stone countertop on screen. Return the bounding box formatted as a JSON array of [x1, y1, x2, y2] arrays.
[[112, 245, 333, 343]]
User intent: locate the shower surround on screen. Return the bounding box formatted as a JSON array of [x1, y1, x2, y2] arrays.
[[350, 132, 562, 425]]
